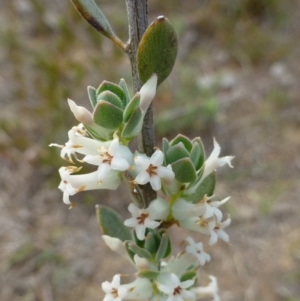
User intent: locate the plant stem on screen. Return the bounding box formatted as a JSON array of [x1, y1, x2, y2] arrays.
[[125, 0, 157, 206]]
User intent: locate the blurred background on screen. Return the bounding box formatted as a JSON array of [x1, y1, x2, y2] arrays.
[[0, 0, 300, 300]]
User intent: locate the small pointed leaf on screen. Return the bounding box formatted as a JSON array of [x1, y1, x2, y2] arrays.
[[190, 142, 203, 171], [87, 86, 97, 108], [85, 124, 113, 141], [97, 91, 123, 109], [123, 93, 140, 122], [185, 172, 216, 204], [119, 79, 131, 106], [144, 231, 160, 254], [158, 230, 172, 258], [93, 101, 123, 129], [162, 138, 170, 164], [180, 271, 197, 283], [121, 108, 143, 139], [137, 16, 178, 86], [127, 242, 152, 259], [125, 241, 136, 261], [155, 233, 170, 261], [70, 0, 123, 47], [192, 137, 205, 169], [97, 82, 126, 108], [96, 205, 132, 241], [170, 134, 193, 151], [171, 158, 196, 183], [166, 144, 190, 164]]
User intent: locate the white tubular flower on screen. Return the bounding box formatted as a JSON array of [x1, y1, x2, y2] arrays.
[[50, 124, 106, 163], [123, 277, 153, 300], [124, 203, 161, 240], [134, 254, 149, 269], [102, 274, 128, 301], [83, 137, 132, 182], [139, 73, 158, 116], [134, 150, 175, 191], [186, 139, 234, 195], [148, 198, 170, 220], [202, 138, 234, 180], [156, 273, 195, 301], [58, 166, 121, 206], [185, 237, 211, 266], [164, 252, 199, 278], [68, 99, 94, 125], [207, 196, 231, 222], [191, 276, 220, 301], [172, 198, 206, 221], [102, 235, 130, 262], [179, 217, 216, 243], [210, 216, 231, 245]]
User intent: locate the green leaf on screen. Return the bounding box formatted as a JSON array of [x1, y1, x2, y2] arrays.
[[155, 233, 170, 261], [123, 94, 140, 123], [162, 138, 170, 163], [87, 86, 97, 108], [192, 137, 205, 169], [166, 144, 190, 164], [158, 230, 171, 258], [127, 243, 152, 259], [185, 172, 216, 204], [190, 142, 203, 171], [93, 101, 123, 129], [97, 91, 123, 109], [70, 0, 122, 45], [96, 206, 132, 241], [144, 231, 159, 254], [132, 230, 145, 248], [170, 134, 193, 152], [121, 108, 143, 139], [137, 16, 178, 86], [119, 79, 131, 106], [138, 270, 160, 280], [180, 271, 197, 283], [97, 82, 126, 108], [171, 158, 196, 183], [85, 123, 113, 141], [124, 241, 136, 261]]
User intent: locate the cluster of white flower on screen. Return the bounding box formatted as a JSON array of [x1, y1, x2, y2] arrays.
[[51, 126, 175, 207], [50, 74, 234, 301], [102, 236, 220, 301]]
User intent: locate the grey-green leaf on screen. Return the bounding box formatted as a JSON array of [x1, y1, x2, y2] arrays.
[[127, 243, 152, 259], [166, 143, 190, 164], [93, 101, 123, 129], [121, 108, 143, 139], [171, 158, 197, 183], [144, 231, 160, 254], [87, 86, 97, 108], [96, 205, 131, 241], [123, 93, 141, 123], [185, 172, 216, 204], [97, 91, 123, 109], [119, 79, 131, 106], [137, 16, 178, 86], [155, 232, 170, 261], [138, 270, 160, 280], [70, 0, 122, 45], [170, 134, 193, 151], [97, 82, 126, 108]]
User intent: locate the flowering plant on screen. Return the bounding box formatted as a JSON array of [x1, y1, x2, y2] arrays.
[[50, 1, 235, 300]]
